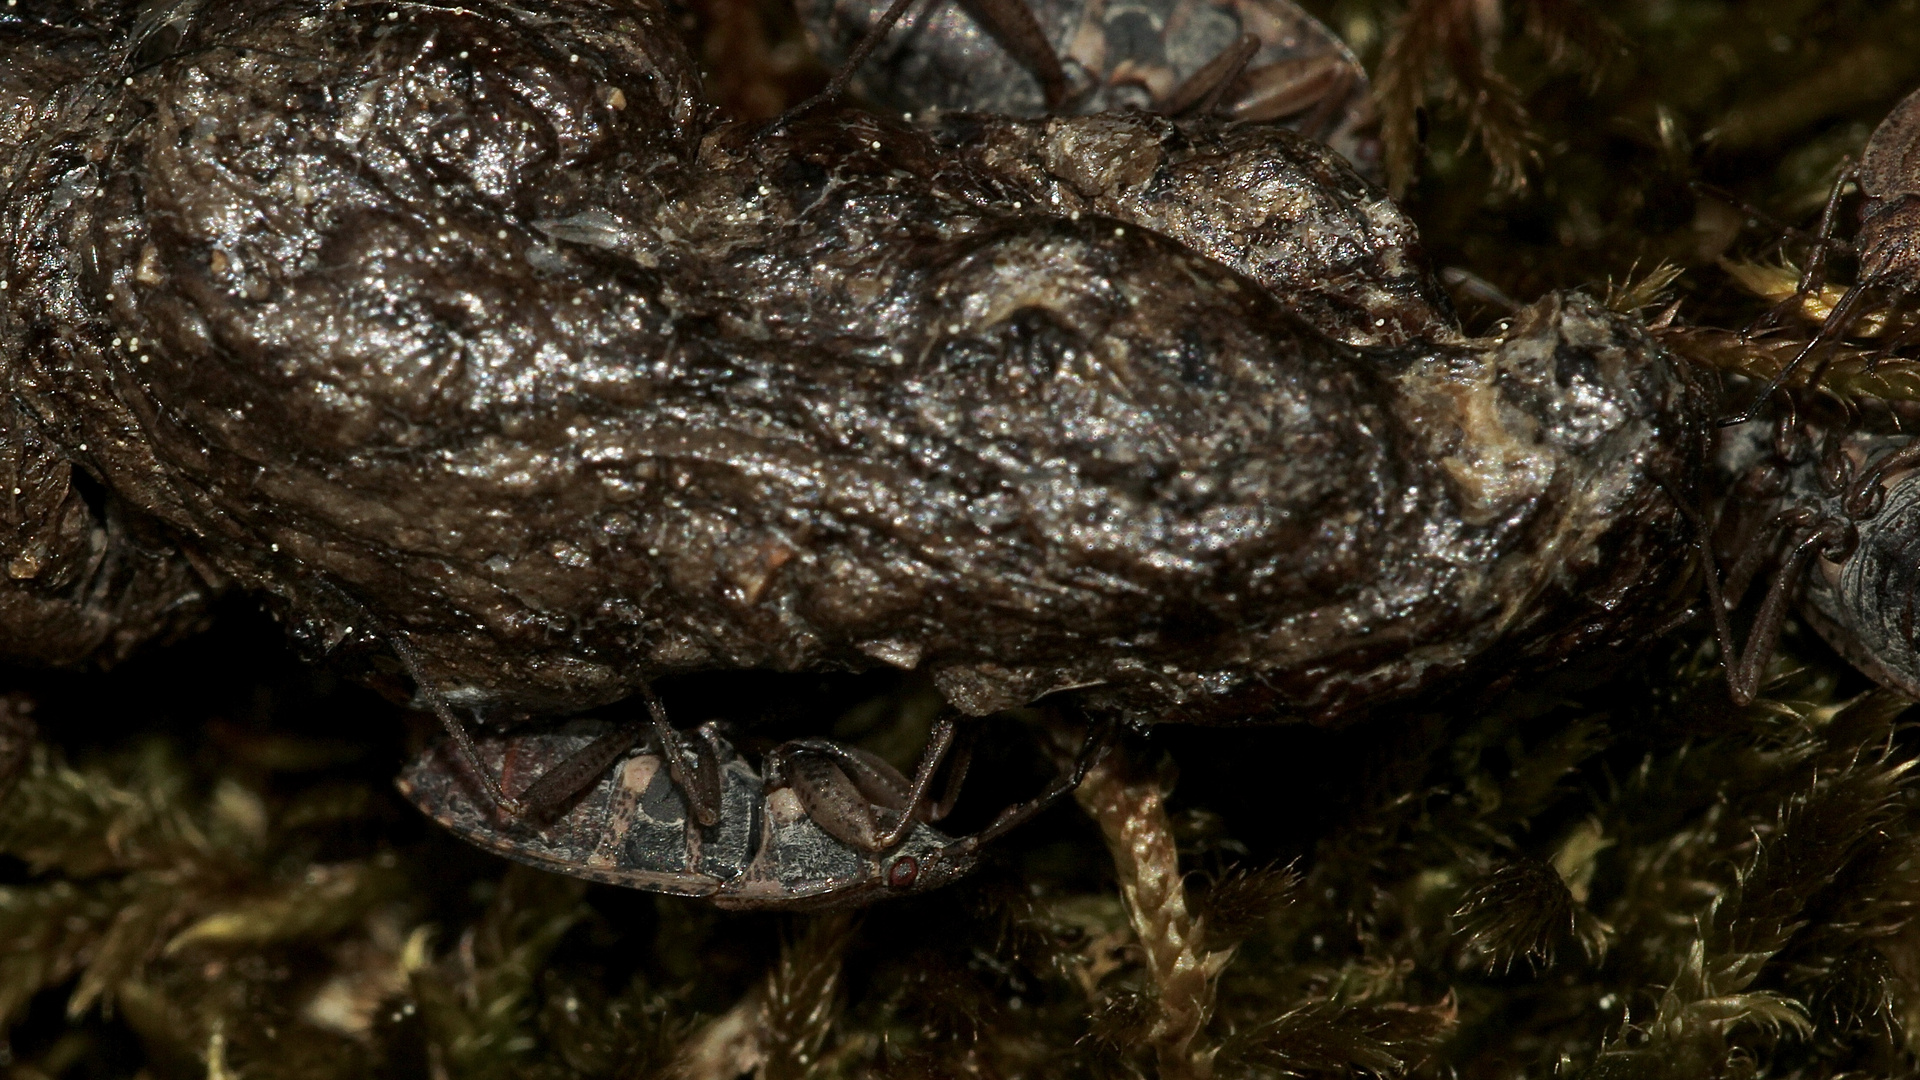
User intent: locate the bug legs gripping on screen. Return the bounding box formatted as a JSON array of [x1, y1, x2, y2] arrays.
[[764, 712, 967, 852], [516, 683, 724, 828], [386, 631, 722, 827], [762, 710, 1112, 858]]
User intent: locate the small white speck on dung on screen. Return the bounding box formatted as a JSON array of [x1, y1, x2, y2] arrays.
[[459, 50, 469, 59], [387, 10, 398, 19], [125, 77, 134, 85], [78, 444, 87, 451], [496, 229, 508, 239], [271, 543, 280, 552], [948, 324, 961, 334], [0, 280, 8, 290], [1375, 317, 1386, 326], [870, 140, 881, 150], [572, 295, 583, 305], [1113, 227, 1124, 236], [1069, 210, 1080, 221], [129, 337, 139, 348], [570, 54, 579, 63], [111, 338, 122, 347], [9, 488, 18, 495], [139, 355, 150, 364], [435, 215, 446, 225]]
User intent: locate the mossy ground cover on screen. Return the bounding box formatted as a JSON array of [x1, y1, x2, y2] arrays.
[[9, 2, 1920, 1078]]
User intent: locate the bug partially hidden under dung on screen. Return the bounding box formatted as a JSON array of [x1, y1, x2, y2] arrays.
[[400, 720, 968, 907], [399, 712, 1108, 908]]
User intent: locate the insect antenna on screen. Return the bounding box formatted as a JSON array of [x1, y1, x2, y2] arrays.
[[954, 0, 1073, 108]]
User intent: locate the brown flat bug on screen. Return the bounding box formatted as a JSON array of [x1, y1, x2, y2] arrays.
[[1730, 86, 1920, 421], [399, 713, 1110, 908], [799, 0, 1377, 172], [1, 0, 1707, 904]]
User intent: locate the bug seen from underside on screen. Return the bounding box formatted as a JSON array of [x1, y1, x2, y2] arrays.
[[1, 0, 1706, 905], [399, 709, 1110, 908]]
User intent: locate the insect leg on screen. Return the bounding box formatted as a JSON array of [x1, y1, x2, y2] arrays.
[[967, 713, 1116, 848], [1863, 281, 1920, 370], [765, 714, 961, 851], [516, 719, 648, 822], [955, 0, 1073, 108], [926, 718, 975, 822], [1698, 508, 1852, 705], [1689, 181, 1844, 252], [637, 682, 723, 828], [867, 712, 960, 849], [387, 632, 527, 819], [774, 0, 930, 124], [1722, 279, 1875, 426], [1159, 33, 1260, 117], [1843, 437, 1920, 519], [1774, 160, 1857, 330]]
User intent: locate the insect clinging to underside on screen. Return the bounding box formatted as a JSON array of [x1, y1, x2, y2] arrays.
[[399, 710, 1111, 908]]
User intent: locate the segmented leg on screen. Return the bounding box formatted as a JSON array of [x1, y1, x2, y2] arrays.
[[1863, 281, 1920, 369], [775, 0, 927, 124], [1734, 162, 1858, 338], [388, 631, 529, 818], [966, 713, 1115, 847], [765, 712, 961, 851], [1697, 506, 1855, 705], [1724, 278, 1876, 426], [957, 0, 1072, 107], [514, 683, 724, 828], [1160, 33, 1260, 117]]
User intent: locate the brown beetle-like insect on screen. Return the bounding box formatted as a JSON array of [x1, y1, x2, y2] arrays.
[[400, 713, 1109, 908]]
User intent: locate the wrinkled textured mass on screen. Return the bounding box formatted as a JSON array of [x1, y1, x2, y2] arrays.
[[0, 0, 1703, 724]]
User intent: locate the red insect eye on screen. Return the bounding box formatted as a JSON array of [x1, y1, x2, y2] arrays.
[[886, 855, 920, 888]]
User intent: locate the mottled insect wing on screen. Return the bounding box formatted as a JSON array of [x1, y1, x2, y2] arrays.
[[800, 0, 1377, 174], [397, 720, 759, 898]]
